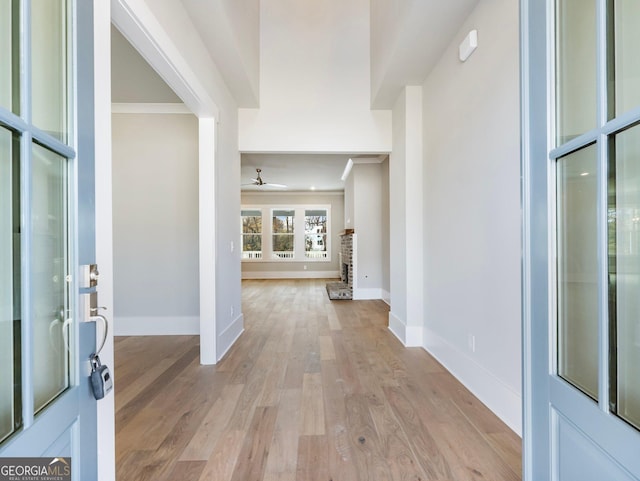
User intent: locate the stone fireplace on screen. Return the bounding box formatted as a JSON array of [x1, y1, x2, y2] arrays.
[[326, 230, 354, 300]]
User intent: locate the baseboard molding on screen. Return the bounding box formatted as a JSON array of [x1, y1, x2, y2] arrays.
[[114, 316, 199, 336], [388, 312, 423, 347], [242, 270, 340, 280], [353, 288, 383, 300], [423, 327, 522, 436], [381, 289, 391, 306], [216, 314, 244, 362]]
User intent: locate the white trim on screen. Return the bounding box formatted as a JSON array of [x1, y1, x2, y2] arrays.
[[381, 290, 391, 306], [95, 1, 116, 480], [352, 155, 387, 164], [388, 311, 423, 347], [111, 102, 191, 114], [111, 0, 220, 118], [114, 316, 199, 336], [199, 118, 217, 364], [216, 314, 244, 362], [242, 191, 344, 197], [242, 270, 340, 280], [388, 311, 406, 343], [423, 327, 523, 436], [353, 288, 383, 300]]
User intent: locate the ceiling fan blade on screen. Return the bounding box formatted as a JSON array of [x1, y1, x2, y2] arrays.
[[264, 182, 287, 188]]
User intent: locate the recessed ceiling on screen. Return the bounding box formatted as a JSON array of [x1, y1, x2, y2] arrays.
[[241, 153, 351, 192]]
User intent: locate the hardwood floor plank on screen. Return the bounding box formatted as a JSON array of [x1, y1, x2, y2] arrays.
[[180, 383, 245, 461], [319, 335, 336, 361], [264, 388, 302, 479], [164, 461, 206, 481], [116, 345, 199, 434], [367, 391, 429, 481], [383, 383, 453, 480], [296, 435, 329, 481], [229, 406, 279, 481], [321, 360, 360, 481], [344, 393, 393, 481], [300, 373, 325, 436], [197, 430, 245, 481], [115, 279, 521, 481]]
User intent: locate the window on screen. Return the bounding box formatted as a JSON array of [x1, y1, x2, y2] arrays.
[[241, 209, 262, 259], [305, 209, 328, 259], [240, 205, 331, 262], [272, 209, 294, 259]]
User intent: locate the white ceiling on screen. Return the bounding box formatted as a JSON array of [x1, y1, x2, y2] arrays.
[[111, 0, 481, 191], [241, 153, 351, 192]]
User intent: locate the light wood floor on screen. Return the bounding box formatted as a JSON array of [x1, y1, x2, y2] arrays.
[[115, 279, 521, 481]]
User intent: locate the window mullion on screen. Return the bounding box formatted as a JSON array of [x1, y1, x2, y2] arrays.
[[294, 207, 305, 260]]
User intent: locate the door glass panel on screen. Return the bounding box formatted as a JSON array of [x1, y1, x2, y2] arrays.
[[556, 0, 597, 145], [557, 144, 599, 399], [31, 142, 70, 413], [611, 125, 640, 429], [31, 0, 68, 142], [0, 0, 19, 114], [0, 127, 20, 442], [613, 0, 640, 117]]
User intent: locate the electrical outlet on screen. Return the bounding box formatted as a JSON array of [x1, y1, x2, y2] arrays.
[[230, 241, 234, 252], [230, 306, 234, 318], [303, 265, 307, 270]]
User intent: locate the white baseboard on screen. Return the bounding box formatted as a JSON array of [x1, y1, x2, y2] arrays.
[[242, 270, 340, 280], [423, 327, 522, 436], [388, 311, 423, 347], [217, 314, 244, 362], [114, 316, 199, 336], [381, 289, 391, 306]]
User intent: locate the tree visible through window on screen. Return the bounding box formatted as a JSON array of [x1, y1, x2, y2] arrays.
[[241, 210, 262, 259], [305, 209, 327, 259], [272, 210, 294, 259]]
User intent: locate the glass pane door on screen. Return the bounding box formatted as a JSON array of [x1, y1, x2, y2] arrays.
[[556, 144, 599, 399], [0, 127, 19, 443], [610, 124, 640, 429], [31, 143, 70, 413]]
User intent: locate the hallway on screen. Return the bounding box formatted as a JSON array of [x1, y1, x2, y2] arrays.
[[115, 279, 521, 480]]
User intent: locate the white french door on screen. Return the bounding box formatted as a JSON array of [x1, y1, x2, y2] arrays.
[[0, 0, 99, 479], [523, 0, 640, 479]]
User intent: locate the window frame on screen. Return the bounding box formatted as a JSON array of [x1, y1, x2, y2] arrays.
[[240, 207, 263, 260], [240, 204, 331, 263]]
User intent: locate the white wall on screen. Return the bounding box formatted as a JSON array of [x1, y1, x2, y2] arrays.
[[381, 157, 390, 301], [241, 192, 344, 278], [390, 91, 407, 323], [421, 0, 521, 434], [238, 0, 391, 153], [389, 86, 424, 345], [112, 113, 200, 335], [351, 163, 384, 298], [132, 0, 244, 361]]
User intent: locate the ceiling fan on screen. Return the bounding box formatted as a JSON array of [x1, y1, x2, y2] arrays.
[[242, 168, 287, 188]]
